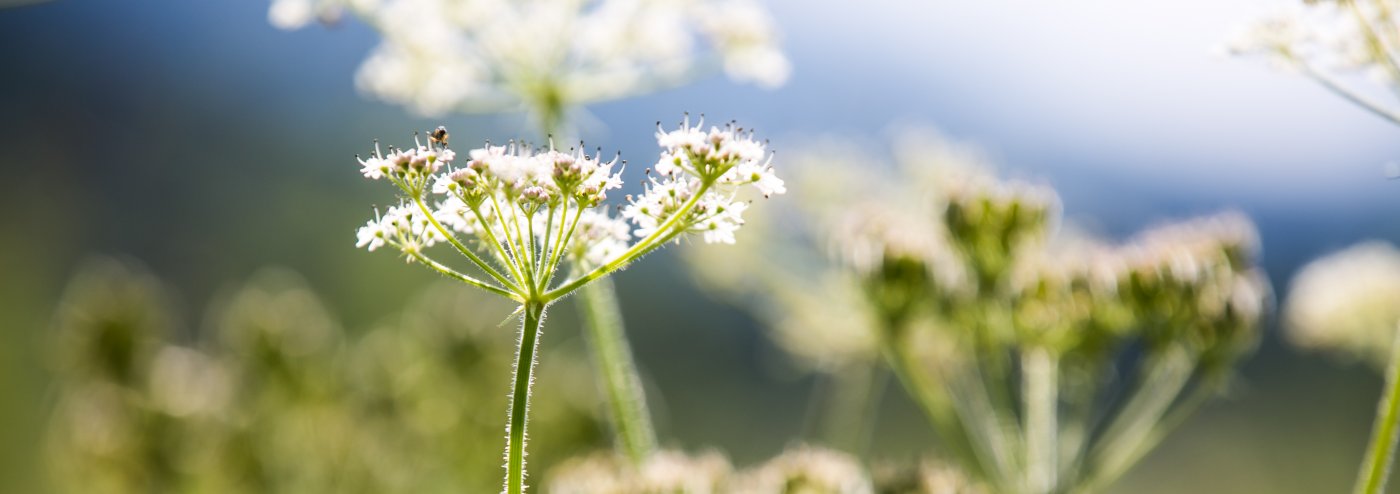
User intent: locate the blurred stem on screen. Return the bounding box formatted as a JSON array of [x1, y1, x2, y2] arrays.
[[1344, 0, 1400, 87], [1075, 345, 1194, 494], [955, 355, 1021, 489], [575, 278, 657, 465], [505, 301, 546, 494], [818, 360, 889, 455], [1023, 348, 1059, 494], [1298, 62, 1400, 126], [1353, 325, 1400, 494], [878, 325, 992, 485]]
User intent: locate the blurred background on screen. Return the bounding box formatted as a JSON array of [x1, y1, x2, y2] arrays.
[[2, 0, 1399, 492]]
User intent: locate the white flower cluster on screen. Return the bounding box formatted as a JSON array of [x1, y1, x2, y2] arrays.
[[269, 0, 790, 117], [1226, 2, 1389, 77], [1227, 1, 1400, 123], [731, 446, 873, 494], [623, 118, 783, 245], [1285, 241, 1400, 368], [355, 204, 447, 255], [547, 450, 732, 494], [354, 118, 780, 299]]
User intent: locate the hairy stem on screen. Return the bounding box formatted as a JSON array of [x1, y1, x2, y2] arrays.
[[505, 302, 546, 494], [1354, 324, 1400, 494], [576, 278, 657, 464]]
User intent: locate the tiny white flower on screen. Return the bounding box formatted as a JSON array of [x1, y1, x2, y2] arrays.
[[355, 217, 389, 251]]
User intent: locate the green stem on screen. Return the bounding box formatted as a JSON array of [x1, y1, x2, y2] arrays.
[[1075, 345, 1194, 494], [1298, 62, 1400, 126], [576, 278, 657, 464], [407, 250, 520, 302], [1354, 324, 1400, 494], [542, 183, 710, 302], [412, 196, 521, 294], [878, 329, 990, 484], [1024, 348, 1059, 494], [468, 202, 527, 285], [505, 302, 546, 494], [817, 360, 889, 455]]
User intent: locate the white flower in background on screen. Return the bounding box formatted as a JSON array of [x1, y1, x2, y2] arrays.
[[270, 0, 791, 119], [1228, 1, 1400, 124], [546, 449, 732, 494], [1285, 241, 1400, 368], [732, 445, 874, 494], [355, 204, 447, 257]]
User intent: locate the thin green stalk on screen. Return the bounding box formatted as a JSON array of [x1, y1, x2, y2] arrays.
[[576, 278, 657, 464], [505, 302, 546, 494], [1299, 63, 1400, 126], [1344, 0, 1400, 86], [817, 360, 889, 455], [469, 202, 527, 285], [542, 183, 710, 302], [1354, 324, 1400, 494], [878, 332, 991, 484], [953, 360, 1021, 489], [1024, 348, 1059, 494], [1075, 345, 1194, 494], [413, 196, 521, 293], [407, 250, 520, 302], [1095, 376, 1218, 493]]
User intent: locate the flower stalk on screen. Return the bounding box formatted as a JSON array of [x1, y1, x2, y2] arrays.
[[506, 301, 546, 494], [1354, 324, 1400, 494], [1023, 347, 1058, 494], [575, 278, 657, 464]]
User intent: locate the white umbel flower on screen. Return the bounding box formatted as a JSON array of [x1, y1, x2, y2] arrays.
[[353, 117, 780, 296]]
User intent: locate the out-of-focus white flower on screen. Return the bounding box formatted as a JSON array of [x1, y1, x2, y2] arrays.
[[568, 210, 633, 267], [268, 0, 317, 29], [1229, 1, 1400, 121], [147, 345, 233, 418], [546, 449, 732, 494], [732, 445, 873, 494], [1285, 241, 1400, 368], [274, 0, 790, 118]]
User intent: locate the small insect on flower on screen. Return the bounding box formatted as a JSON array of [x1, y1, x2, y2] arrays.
[[429, 126, 449, 147]]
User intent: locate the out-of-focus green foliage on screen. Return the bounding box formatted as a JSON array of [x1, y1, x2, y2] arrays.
[[44, 258, 603, 493], [684, 130, 1271, 494]]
